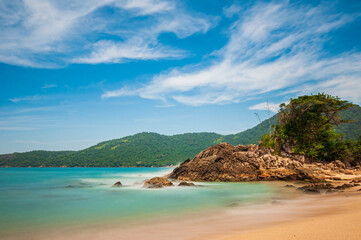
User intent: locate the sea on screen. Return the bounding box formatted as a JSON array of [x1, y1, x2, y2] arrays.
[[0, 167, 280, 235]]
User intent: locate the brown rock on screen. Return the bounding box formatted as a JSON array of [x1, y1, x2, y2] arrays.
[[113, 181, 122, 187], [344, 170, 354, 175], [178, 181, 195, 186], [334, 160, 346, 169], [144, 177, 173, 188], [351, 177, 361, 183]]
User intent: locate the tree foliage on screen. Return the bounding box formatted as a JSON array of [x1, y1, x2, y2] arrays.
[[268, 93, 360, 163]]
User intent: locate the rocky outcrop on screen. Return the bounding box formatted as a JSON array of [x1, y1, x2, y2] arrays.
[[169, 143, 341, 182], [144, 177, 173, 188]]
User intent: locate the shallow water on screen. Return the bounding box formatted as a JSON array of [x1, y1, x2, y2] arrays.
[[0, 168, 278, 234]]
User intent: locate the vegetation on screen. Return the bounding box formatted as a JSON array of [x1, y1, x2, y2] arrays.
[[1, 98, 360, 167], [262, 93, 361, 165]]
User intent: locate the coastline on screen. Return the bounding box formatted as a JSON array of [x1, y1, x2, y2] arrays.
[[3, 178, 361, 240]]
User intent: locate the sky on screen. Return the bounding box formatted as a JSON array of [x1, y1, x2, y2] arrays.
[[1, 0, 361, 154]]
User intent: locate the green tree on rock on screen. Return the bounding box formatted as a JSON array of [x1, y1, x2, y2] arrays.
[[271, 93, 353, 161]]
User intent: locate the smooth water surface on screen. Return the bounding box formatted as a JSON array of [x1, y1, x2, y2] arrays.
[[0, 168, 276, 233]]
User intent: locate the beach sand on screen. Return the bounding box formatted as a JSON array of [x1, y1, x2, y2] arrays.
[[210, 191, 361, 240], [3, 178, 361, 240]]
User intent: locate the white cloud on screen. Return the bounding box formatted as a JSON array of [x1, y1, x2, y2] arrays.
[[249, 102, 281, 113], [115, 0, 174, 15], [0, 0, 214, 67], [103, 2, 361, 106], [73, 40, 186, 64]]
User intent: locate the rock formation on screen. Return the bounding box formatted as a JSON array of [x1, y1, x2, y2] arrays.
[[169, 143, 346, 182], [144, 177, 173, 188]]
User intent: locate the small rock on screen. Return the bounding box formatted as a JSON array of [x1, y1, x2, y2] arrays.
[[113, 181, 122, 187], [303, 188, 321, 194], [144, 177, 173, 188], [178, 181, 195, 186], [351, 178, 361, 183], [332, 177, 342, 181], [326, 189, 338, 194], [358, 189, 361, 191], [147, 183, 163, 188], [334, 160, 346, 169], [227, 202, 239, 207], [344, 170, 354, 175], [343, 183, 354, 188], [284, 184, 295, 188]]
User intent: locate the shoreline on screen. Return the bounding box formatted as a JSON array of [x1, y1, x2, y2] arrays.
[[3, 178, 361, 240]]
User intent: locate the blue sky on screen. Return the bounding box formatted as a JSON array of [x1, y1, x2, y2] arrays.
[[1, 0, 361, 154]]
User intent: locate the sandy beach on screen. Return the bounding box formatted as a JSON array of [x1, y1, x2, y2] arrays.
[[212, 191, 361, 240]]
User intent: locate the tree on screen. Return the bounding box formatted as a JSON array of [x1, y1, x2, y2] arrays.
[[272, 93, 353, 161]]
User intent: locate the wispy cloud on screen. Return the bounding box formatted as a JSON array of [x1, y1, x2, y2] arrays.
[[0, 0, 215, 67], [102, 2, 361, 106], [9, 95, 42, 103], [249, 102, 280, 113], [73, 40, 187, 64], [42, 83, 57, 89]]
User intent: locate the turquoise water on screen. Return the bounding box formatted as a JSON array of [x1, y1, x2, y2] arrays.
[[0, 168, 276, 233]]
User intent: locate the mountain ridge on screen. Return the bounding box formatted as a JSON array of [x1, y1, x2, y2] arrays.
[[1, 105, 360, 167]]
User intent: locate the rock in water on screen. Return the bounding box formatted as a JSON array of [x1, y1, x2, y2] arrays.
[[169, 143, 324, 182], [144, 177, 173, 188], [178, 181, 195, 186], [113, 181, 122, 187]]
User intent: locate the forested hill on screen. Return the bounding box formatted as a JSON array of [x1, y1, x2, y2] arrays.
[[1, 105, 360, 167]]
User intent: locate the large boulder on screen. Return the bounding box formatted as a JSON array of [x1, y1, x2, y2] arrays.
[[169, 143, 323, 182], [144, 177, 173, 188]]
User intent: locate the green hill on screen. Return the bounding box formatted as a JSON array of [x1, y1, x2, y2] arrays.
[[1, 105, 360, 167], [336, 105, 361, 140]]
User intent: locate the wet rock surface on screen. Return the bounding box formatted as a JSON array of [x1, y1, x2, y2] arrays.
[[296, 182, 360, 194]]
